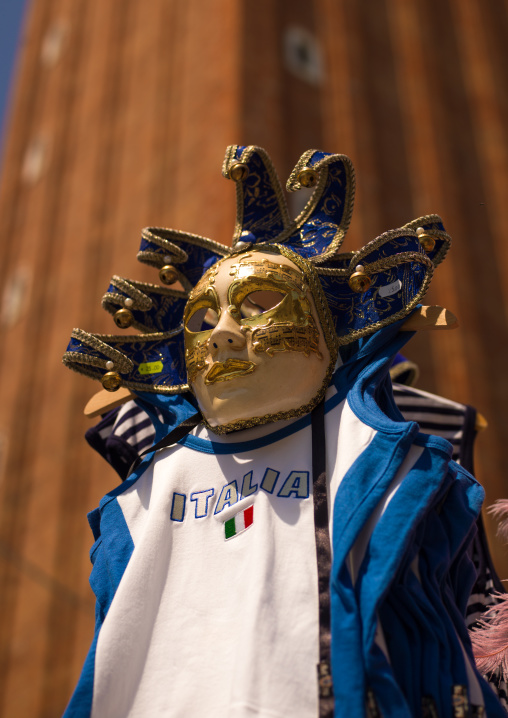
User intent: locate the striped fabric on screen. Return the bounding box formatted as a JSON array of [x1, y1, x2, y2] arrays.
[[89, 386, 476, 477], [392, 384, 473, 465], [85, 402, 163, 480]]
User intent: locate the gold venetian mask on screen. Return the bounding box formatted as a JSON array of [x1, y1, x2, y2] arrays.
[[183, 247, 338, 433]]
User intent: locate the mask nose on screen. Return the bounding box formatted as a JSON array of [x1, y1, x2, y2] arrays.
[[209, 306, 246, 354]]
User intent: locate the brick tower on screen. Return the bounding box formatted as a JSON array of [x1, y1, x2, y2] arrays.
[[0, 1, 508, 715]]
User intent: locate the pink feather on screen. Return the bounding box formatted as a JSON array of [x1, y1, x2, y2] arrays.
[[470, 499, 508, 680], [488, 500, 508, 543], [471, 594, 508, 676], [470, 500, 508, 677]]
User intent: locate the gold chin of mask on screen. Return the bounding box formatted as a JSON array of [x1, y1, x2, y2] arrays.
[[183, 247, 338, 434]]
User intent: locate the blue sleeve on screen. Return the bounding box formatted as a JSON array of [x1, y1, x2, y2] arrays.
[[63, 497, 135, 717], [330, 434, 506, 717]]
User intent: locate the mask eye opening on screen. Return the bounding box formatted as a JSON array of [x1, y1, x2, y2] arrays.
[[186, 306, 219, 332], [240, 290, 285, 318]]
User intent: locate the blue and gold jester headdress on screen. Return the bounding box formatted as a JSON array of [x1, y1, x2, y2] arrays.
[[62, 145, 451, 396]]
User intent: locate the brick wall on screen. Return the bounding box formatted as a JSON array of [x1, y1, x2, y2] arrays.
[[0, 0, 507, 714]]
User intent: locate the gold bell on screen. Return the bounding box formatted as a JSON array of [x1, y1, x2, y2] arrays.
[[416, 232, 436, 253], [114, 307, 133, 329], [159, 265, 178, 285], [416, 226, 436, 253], [297, 167, 318, 188], [230, 162, 249, 181], [348, 264, 371, 293], [101, 371, 122, 392]]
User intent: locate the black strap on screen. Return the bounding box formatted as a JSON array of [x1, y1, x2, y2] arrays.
[[127, 411, 202, 476], [311, 399, 334, 717]]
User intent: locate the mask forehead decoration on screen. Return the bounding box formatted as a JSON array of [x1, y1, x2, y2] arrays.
[[63, 145, 451, 432]]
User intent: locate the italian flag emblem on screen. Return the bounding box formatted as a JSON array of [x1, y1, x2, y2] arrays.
[[224, 506, 254, 540]]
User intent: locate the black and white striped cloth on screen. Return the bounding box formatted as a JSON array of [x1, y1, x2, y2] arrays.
[[392, 384, 476, 467], [85, 402, 162, 480], [87, 385, 478, 479]]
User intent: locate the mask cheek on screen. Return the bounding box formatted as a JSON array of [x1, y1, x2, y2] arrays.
[[250, 317, 322, 358], [243, 291, 322, 359], [185, 332, 211, 384]]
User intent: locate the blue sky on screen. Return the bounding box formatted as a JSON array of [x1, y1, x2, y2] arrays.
[[0, 0, 27, 155]]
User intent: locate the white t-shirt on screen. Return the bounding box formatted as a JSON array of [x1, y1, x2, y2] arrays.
[[91, 394, 415, 718]]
